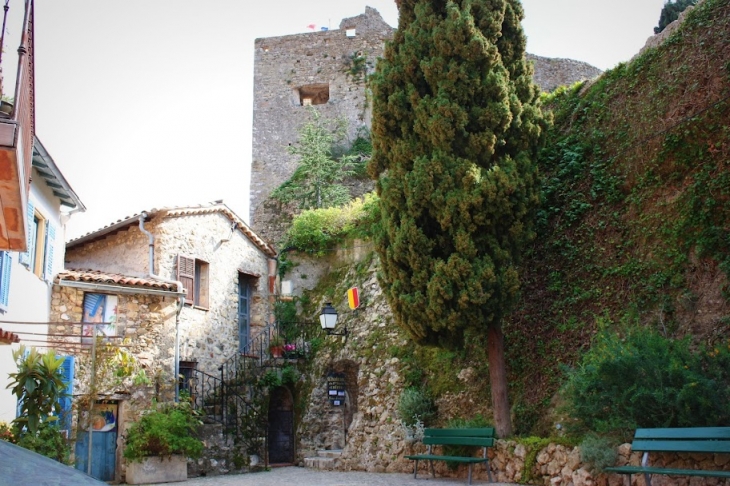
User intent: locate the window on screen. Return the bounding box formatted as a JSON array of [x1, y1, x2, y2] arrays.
[[177, 255, 209, 308], [19, 200, 56, 281], [294, 83, 329, 106], [0, 251, 11, 311], [81, 293, 118, 343], [238, 274, 253, 352]]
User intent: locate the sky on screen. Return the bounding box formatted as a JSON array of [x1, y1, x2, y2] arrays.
[[5, 0, 669, 240]]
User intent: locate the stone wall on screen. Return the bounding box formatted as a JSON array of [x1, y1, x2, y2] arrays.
[[527, 54, 602, 93], [250, 8, 603, 244], [251, 7, 393, 242], [64, 210, 272, 377]]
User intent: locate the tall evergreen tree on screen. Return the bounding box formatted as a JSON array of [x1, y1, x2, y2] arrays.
[[369, 0, 547, 437]]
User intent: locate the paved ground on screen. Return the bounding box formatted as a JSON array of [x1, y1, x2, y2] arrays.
[[177, 467, 513, 486]]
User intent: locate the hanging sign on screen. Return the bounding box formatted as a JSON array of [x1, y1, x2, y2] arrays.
[[327, 373, 346, 406], [347, 287, 360, 310]]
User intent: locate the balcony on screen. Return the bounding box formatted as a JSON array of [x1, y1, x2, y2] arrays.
[[0, 0, 35, 251]]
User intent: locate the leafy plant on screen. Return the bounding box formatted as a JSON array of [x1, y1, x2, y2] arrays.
[[14, 422, 71, 464], [7, 345, 66, 435], [123, 400, 203, 462], [580, 434, 618, 473], [562, 325, 730, 439], [284, 193, 378, 255], [397, 387, 436, 427], [271, 107, 356, 210]]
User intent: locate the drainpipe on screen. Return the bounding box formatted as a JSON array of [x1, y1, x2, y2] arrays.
[[138, 213, 186, 402]]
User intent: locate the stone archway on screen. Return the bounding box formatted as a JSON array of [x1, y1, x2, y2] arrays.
[[268, 386, 294, 464]]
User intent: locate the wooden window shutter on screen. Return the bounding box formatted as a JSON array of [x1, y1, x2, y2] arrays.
[[177, 255, 195, 304], [197, 261, 209, 309]]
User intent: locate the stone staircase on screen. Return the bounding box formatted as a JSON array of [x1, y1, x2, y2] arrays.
[[303, 450, 342, 470]]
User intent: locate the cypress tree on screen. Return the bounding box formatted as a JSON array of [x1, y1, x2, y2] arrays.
[[369, 0, 546, 437]]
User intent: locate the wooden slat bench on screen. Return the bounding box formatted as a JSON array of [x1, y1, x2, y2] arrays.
[[605, 427, 730, 486], [405, 427, 495, 485]]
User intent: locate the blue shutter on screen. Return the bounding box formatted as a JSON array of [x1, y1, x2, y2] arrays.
[[58, 355, 74, 432], [19, 200, 34, 266], [0, 252, 11, 311], [44, 222, 56, 281]]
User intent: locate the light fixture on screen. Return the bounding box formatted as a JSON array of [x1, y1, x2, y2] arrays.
[[320, 302, 347, 339]]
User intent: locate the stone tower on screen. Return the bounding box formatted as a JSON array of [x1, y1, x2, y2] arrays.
[[250, 7, 394, 243]]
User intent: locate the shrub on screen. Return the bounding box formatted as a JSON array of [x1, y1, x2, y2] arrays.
[[562, 326, 730, 439], [285, 193, 379, 255], [579, 434, 618, 473], [442, 415, 492, 469], [14, 422, 71, 464], [398, 387, 436, 427], [123, 400, 203, 462]]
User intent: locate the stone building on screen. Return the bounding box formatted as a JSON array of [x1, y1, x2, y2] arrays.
[[251, 7, 394, 242], [250, 7, 602, 243], [48, 202, 276, 482]]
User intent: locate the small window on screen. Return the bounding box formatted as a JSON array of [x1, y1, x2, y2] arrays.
[[295, 83, 329, 106], [177, 255, 209, 309], [20, 200, 56, 281]]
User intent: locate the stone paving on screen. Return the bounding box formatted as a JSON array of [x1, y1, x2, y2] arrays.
[[177, 466, 513, 486]]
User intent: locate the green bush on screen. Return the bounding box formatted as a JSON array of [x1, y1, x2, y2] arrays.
[[562, 326, 730, 439], [123, 400, 203, 462], [579, 434, 618, 473], [14, 422, 71, 464], [285, 193, 379, 255], [398, 387, 436, 427]]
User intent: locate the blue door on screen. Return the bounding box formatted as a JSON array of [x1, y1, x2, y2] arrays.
[[75, 430, 117, 481]]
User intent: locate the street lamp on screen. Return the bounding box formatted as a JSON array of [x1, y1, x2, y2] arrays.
[[320, 302, 348, 339]]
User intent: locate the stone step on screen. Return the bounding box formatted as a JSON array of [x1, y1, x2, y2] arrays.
[[303, 450, 343, 470], [303, 456, 338, 470], [317, 449, 342, 458]]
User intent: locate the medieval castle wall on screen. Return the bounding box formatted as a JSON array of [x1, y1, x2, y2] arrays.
[[250, 7, 602, 243]]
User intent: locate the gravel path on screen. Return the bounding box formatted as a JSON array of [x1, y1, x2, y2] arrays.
[[176, 466, 513, 486]]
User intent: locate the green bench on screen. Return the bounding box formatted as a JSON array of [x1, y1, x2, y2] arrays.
[[405, 427, 495, 485], [605, 427, 730, 485]]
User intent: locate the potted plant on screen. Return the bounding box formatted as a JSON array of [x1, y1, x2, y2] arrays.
[[123, 400, 203, 484], [269, 335, 284, 358]]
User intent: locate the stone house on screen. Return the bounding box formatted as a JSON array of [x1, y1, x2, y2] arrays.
[[48, 202, 276, 482]]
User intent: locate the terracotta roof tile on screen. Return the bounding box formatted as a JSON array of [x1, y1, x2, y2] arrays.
[[0, 328, 20, 345], [58, 269, 179, 291]]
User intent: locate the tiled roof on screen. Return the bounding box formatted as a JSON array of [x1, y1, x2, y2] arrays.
[[58, 269, 179, 291], [66, 202, 276, 257], [0, 328, 20, 345]]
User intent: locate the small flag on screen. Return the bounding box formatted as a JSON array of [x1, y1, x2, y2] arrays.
[[307, 24, 316, 30], [320, 27, 329, 31], [347, 287, 360, 310]]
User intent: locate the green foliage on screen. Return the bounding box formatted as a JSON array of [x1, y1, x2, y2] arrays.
[[368, 0, 548, 349], [345, 51, 369, 82], [655, 0, 697, 33], [271, 107, 356, 210], [562, 326, 730, 439], [123, 400, 203, 462], [284, 193, 379, 255], [7, 346, 66, 436], [398, 387, 436, 427], [15, 422, 71, 464], [0, 421, 14, 442], [579, 434, 618, 473]]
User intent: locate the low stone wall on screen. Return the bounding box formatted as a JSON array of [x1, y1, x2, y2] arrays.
[[188, 424, 251, 478]]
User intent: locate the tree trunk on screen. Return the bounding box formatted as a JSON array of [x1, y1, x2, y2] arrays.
[[487, 322, 512, 438]]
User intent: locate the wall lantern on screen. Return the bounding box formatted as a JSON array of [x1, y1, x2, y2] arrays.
[[320, 302, 348, 339]]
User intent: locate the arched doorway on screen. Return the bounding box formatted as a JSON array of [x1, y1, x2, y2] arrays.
[[268, 386, 294, 464]]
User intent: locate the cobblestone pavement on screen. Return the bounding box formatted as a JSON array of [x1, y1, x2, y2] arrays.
[[177, 467, 513, 486]]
